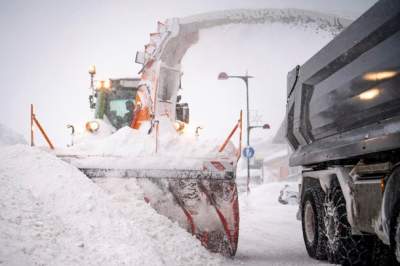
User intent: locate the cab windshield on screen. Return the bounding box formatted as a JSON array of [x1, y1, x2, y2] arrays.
[[106, 98, 135, 129]]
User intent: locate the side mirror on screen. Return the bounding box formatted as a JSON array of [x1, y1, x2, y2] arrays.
[[89, 95, 96, 109], [135, 51, 146, 65], [176, 103, 189, 124]]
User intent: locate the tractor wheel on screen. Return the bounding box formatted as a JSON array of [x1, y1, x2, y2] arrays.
[[324, 179, 372, 265], [301, 185, 327, 260]]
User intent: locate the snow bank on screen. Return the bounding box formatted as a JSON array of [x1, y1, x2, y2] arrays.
[[73, 119, 116, 143], [61, 119, 234, 158], [0, 145, 221, 265], [0, 123, 27, 146], [56, 117, 237, 170]]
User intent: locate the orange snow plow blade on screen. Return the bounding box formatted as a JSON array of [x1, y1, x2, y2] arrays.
[[58, 113, 242, 256], [72, 163, 239, 256]]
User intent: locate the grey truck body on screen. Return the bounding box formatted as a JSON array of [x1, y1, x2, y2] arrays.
[[286, 0, 400, 167], [286, 0, 400, 252]]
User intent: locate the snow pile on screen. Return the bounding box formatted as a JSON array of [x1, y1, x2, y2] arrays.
[[56, 117, 237, 170], [63, 119, 234, 158], [0, 144, 222, 265], [0, 123, 27, 146], [73, 119, 116, 143]]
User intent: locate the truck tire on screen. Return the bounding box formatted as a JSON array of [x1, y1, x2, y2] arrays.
[[393, 211, 400, 263], [371, 237, 399, 266], [388, 166, 400, 264], [324, 179, 372, 265], [301, 185, 327, 260]]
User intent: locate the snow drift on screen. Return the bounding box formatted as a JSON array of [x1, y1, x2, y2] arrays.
[[56, 117, 237, 171], [0, 123, 26, 146], [0, 143, 221, 265]]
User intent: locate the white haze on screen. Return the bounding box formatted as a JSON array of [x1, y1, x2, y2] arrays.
[[0, 0, 376, 147], [182, 23, 333, 141]]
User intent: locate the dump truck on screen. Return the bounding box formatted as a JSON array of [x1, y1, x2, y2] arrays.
[[286, 0, 400, 265]]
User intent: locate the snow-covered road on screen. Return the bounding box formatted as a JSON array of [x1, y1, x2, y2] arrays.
[[230, 183, 332, 266], [97, 177, 333, 266]]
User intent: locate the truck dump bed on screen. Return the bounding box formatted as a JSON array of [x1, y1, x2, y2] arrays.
[[286, 0, 400, 167]]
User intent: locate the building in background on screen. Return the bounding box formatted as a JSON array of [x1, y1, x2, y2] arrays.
[[247, 119, 301, 182]]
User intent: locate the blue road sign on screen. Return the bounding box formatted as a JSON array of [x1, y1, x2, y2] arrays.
[[243, 146, 255, 159]]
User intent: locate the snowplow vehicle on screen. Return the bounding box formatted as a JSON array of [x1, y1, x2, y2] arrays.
[[56, 7, 349, 257], [59, 73, 240, 256], [286, 0, 400, 265]]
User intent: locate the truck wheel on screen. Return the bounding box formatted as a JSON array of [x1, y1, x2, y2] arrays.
[[389, 167, 400, 264], [324, 179, 372, 265], [393, 212, 400, 263], [301, 186, 327, 260], [371, 237, 399, 266]]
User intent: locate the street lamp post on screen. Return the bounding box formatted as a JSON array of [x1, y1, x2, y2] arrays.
[[218, 72, 253, 193], [249, 124, 270, 131], [88, 65, 97, 109], [218, 72, 270, 194]]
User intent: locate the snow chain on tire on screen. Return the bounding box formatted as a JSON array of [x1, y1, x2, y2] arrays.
[[371, 236, 399, 266], [389, 167, 400, 265], [391, 211, 400, 265], [301, 182, 327, 260], [324, 179, 373, 265]]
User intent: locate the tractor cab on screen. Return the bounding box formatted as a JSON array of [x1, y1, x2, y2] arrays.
[[90, 77, 189, 130], [92, 78, 140, 129]]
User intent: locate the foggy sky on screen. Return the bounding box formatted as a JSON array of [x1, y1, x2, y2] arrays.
[[0, 0, 376, 146]]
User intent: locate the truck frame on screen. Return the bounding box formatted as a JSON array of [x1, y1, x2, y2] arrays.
[[285, 0, 400, 265]]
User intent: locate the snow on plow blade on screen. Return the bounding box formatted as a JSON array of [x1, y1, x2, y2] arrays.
[[77, 164, 239, 256]]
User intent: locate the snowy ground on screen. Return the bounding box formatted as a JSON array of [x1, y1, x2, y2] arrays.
[[0, 144, 221, 266], [230, 183, 332, 266], [92, 178, 332, 266]]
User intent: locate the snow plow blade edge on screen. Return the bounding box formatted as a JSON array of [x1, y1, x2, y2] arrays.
[[79, 166, 239, 256]]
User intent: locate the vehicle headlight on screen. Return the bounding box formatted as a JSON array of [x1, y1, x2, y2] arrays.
[[85, 121, 100, 133], [174, 121, 186, 133]]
